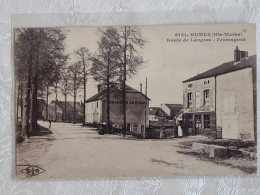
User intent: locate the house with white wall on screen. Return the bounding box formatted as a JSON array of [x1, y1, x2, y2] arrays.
[[182, 47, 256, 141]]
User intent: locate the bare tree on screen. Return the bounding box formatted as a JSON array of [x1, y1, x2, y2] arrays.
[[68, 62, 83, 124], [90, 28, 121, 132], [101, 26, 146, 136], [74, 47, 91, 126], [60, 68, 71, 122]]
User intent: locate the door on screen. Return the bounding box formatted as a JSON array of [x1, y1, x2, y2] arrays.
[[221, 93, 238, 139], [127, 123, 131, 131], [222, 114, 238, 139], [194, 115, 202, 135]]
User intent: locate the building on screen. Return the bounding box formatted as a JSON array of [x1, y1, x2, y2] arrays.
[[149, 109, 159, 121], [183, 47, 256, 141], [161, 103, 183, 119], [85, 84, 150, 135], [46, 101, 84, 123]]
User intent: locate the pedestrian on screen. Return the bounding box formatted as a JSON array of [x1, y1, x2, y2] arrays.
[[109, 121, 113, 134], [178, 121, 183, 137], [49, 120, 52, 129], [160, 127, 165, 139]]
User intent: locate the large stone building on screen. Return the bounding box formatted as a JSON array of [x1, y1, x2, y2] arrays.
[[183, 47, 256, 141], [85, 84, 150, 135]]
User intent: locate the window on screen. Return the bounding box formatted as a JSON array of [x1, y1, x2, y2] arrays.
[[188, 92, 193, 107], [203, 80, 210, 85], [203, 90, 209, 106], [97, 102, 98, 108], [204, 114, 210, 129], [188, 83, 193, 88]]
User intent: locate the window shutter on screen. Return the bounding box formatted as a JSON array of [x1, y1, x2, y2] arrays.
[[184, 92, 187, 107], [200, 91, 204, 106], [209, 89, 213, 106]]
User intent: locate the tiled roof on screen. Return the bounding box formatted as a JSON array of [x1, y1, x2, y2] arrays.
[[183, 55, 256, 83], [86, 84, 150, 103]]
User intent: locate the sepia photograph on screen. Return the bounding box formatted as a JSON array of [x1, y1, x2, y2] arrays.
[[14, 23, 257, 179]]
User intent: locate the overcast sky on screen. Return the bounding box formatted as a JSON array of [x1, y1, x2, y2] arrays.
[[51, 24, 256, 107]]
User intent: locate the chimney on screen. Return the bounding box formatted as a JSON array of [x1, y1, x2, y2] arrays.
[[234, 46, 248, 63], [97, 84, 103, 92], [140, 82, 142, 93], [234, 46, 240, 62]]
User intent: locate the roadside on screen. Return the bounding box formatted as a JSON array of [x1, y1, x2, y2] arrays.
[[176, 136, 257, 174]]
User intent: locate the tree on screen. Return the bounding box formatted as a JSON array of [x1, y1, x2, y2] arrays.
[[59, 68, 70, 122], [68, 62, 83, 124], [15, 28, 67, 138], [90, 28, 121, 132], [101, 26, 146, 136], [74, 47, 91, 126]]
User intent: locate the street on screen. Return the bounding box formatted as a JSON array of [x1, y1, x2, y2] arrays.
[[16, 121, 248, 179]]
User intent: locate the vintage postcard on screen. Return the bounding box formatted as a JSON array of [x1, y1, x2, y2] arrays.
[[15, 23, 257, 179]]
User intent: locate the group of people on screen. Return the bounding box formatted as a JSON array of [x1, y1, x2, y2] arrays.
[[98, 121, 113, 135]]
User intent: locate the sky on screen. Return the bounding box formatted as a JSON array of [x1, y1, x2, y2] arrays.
[[51, 24, 256, 107]]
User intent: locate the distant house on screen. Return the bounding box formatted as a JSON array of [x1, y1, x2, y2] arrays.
[[161, 103, 183, 119], [149, 107, 168, 118], [85, 84, 150, 135], [183, 47, 256, 141], [149, 109, 158, 121], [46, 101, 84, 123]]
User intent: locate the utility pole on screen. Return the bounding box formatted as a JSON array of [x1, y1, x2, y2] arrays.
[[144, 78, 147, 138]]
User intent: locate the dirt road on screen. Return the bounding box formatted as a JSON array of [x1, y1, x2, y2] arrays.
[[16, 121, 247, 179]]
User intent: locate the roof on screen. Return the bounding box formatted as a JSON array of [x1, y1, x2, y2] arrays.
[[183, 55, 256, 83], [164, 104, 183, 110], [86, 84, 150, 103], [149, 110, 157, 115], [149, 107, 169, 117]]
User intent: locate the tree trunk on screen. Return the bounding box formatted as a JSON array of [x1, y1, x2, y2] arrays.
[[64, 94, 67, 122], [122, 26, 127, 136], [55, 82, 58, 122], [17, 79, 20, 120], [73, 91, 76, 124], [20, 80, 23, 120], [83, 59, 86, 126], [106, 59, 110, 133], [30, 76, 38, 134], [21, 56, 32, 138], [46, 85, 49, 120]]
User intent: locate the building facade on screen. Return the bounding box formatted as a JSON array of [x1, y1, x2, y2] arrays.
[[183, 47, 256, 141], [85, 85, 150, 135]]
